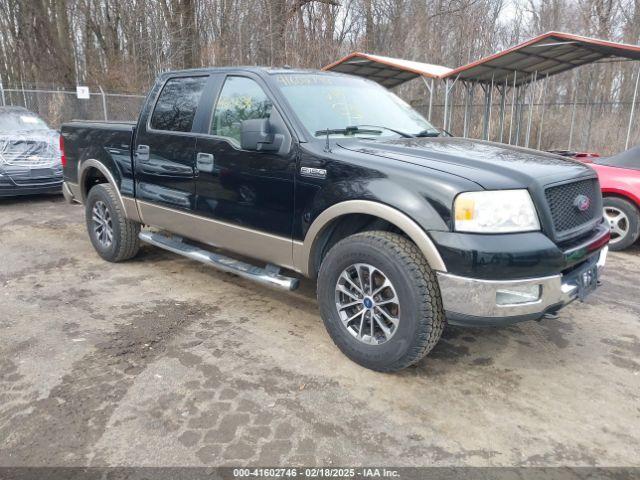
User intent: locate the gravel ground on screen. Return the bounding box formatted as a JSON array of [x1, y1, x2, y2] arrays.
[[0, 195, 638, 467]]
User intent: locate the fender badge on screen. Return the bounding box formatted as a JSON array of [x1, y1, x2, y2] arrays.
[[300, 166, 326, 179]]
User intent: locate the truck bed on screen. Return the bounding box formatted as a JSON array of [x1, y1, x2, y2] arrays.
[[61, 120, 136, 195]]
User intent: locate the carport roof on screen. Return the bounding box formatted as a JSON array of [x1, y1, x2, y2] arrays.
[[321, 52, 453, 88], [444, 31, 640, 86]]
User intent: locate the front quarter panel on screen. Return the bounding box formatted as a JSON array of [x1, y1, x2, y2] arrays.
[[294, 142, 479, 241], [293, 142, 485, 276]]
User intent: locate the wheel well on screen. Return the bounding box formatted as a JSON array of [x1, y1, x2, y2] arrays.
[[309, 213, 404, 278], [603, 192, 640, 210], [82, 167, 108, 199]]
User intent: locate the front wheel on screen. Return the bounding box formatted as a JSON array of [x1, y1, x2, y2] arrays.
[[604, 197, 640, 251], [317, 231, 445, 372], [85, 183, 141, 262]]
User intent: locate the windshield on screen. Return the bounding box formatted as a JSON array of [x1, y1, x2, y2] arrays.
[[0, 111, 50, 133], [274, 73, 438, 138]]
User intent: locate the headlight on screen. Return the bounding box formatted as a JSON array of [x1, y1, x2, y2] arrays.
[[454, 189, 540, 233]]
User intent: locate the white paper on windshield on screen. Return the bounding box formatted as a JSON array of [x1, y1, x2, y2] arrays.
[[20, 116, 40, 124]]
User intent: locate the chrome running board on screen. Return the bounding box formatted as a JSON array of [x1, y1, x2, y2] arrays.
[[139, 231, 300, 291]]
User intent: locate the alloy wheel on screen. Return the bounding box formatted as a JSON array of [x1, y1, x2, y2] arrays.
[[604, 206, 629, 245], [334, 263, 400, 345], [92, 200, 113, 248]]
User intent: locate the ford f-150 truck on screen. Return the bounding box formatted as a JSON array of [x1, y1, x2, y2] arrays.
[[60, 67, 609, 372]]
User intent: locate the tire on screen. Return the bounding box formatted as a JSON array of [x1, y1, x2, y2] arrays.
[[317, 231, 445, 372], [603, 196, 640, 251], [85, 183, 140, 262]]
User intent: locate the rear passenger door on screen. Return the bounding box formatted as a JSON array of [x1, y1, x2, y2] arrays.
[[134, 75, 208, 211]]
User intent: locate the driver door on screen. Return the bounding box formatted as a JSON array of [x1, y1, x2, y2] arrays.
[[193, 74, 296, 265], [194, 75, 295, 237]]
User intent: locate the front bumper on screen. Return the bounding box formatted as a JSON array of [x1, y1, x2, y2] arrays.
[[438, 246, 607, 326]]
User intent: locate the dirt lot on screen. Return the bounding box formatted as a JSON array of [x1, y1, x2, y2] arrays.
[[0, 195, 639, 467]]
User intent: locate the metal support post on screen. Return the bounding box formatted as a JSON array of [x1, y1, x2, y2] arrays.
[[487, 73, 495, 141], [443, 79, 449, 130], [515, 86, 524, 146], [0, 78, 5, 106], [625, 65, 640, 150], [448, 86, 454, 133], [99, 85, 108, 121], [481, 84, 490, 140], [508, 71, 517, 145], [440, 76, 460, 132], [584, 64, 597, 151], [525, 71, 537, 148], [537, 74, 549, 150], [430, 78, 434, 121], [568, 72, 578, 150], [463, 82, 471, 138], [421, 76, 434, 121], [498, 79, 507, 143], [446, 76, 460, 132]]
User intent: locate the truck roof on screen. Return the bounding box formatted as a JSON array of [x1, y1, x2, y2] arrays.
[[156, 66, 345, 79]]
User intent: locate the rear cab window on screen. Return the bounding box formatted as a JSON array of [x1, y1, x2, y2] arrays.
[[150, 76, 208, 132]]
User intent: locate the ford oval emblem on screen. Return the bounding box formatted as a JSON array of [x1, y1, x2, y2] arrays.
[[574, 194, 591, 212]]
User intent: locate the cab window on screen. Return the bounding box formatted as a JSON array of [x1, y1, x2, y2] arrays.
[[150, 76, 207, 132], [210, 76, 272, 145]]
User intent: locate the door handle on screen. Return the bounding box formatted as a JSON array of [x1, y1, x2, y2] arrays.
[[196, 152, 215, 173], [135, 144, 150, 162]]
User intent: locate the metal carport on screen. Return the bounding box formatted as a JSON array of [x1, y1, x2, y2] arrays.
[[324, 32, 640, 151], [443, 32, 640, 150], [321, 52, 452, 121]]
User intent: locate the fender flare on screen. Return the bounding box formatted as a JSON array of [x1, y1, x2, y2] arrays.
[[78, 159, 141, 222], [293, 200, 447, 276]]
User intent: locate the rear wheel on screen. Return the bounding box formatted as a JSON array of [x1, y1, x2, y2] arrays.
[[317, 231, 445, 372], [85, 183, 140, 262], [603, 196, 640, 251]]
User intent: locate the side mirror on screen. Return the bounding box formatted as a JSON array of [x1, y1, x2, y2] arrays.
[[240, 119, 281, 152]]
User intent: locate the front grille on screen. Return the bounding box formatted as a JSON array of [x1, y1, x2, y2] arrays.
[[545, 178, 600, 238]]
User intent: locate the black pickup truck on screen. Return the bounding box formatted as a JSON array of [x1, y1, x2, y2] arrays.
[[61, 67, 609, 371]]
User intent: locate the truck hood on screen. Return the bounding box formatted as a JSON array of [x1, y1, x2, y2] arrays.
[[337, 137, 595, 190]]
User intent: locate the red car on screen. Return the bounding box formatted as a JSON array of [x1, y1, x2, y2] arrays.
[[593, 147, 640, 250], [561, 146, 640, 251]]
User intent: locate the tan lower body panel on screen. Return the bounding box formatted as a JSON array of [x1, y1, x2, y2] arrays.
[[65, 179, 142, 223], [66, 181, 82, 200], [121, 196, 142, 223], [137, 200, 297, 271]]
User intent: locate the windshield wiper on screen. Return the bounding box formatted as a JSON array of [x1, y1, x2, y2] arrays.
[[354, 124, 415, 138], [314, 125, 415, 138], [315, 126, 382, 137], [415, 129, 442, 137]]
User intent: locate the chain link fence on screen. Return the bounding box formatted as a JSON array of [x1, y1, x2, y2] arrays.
[[0, 84, 636, 156], [413, 100, 639, 156], [0, 85, 145, 128]]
